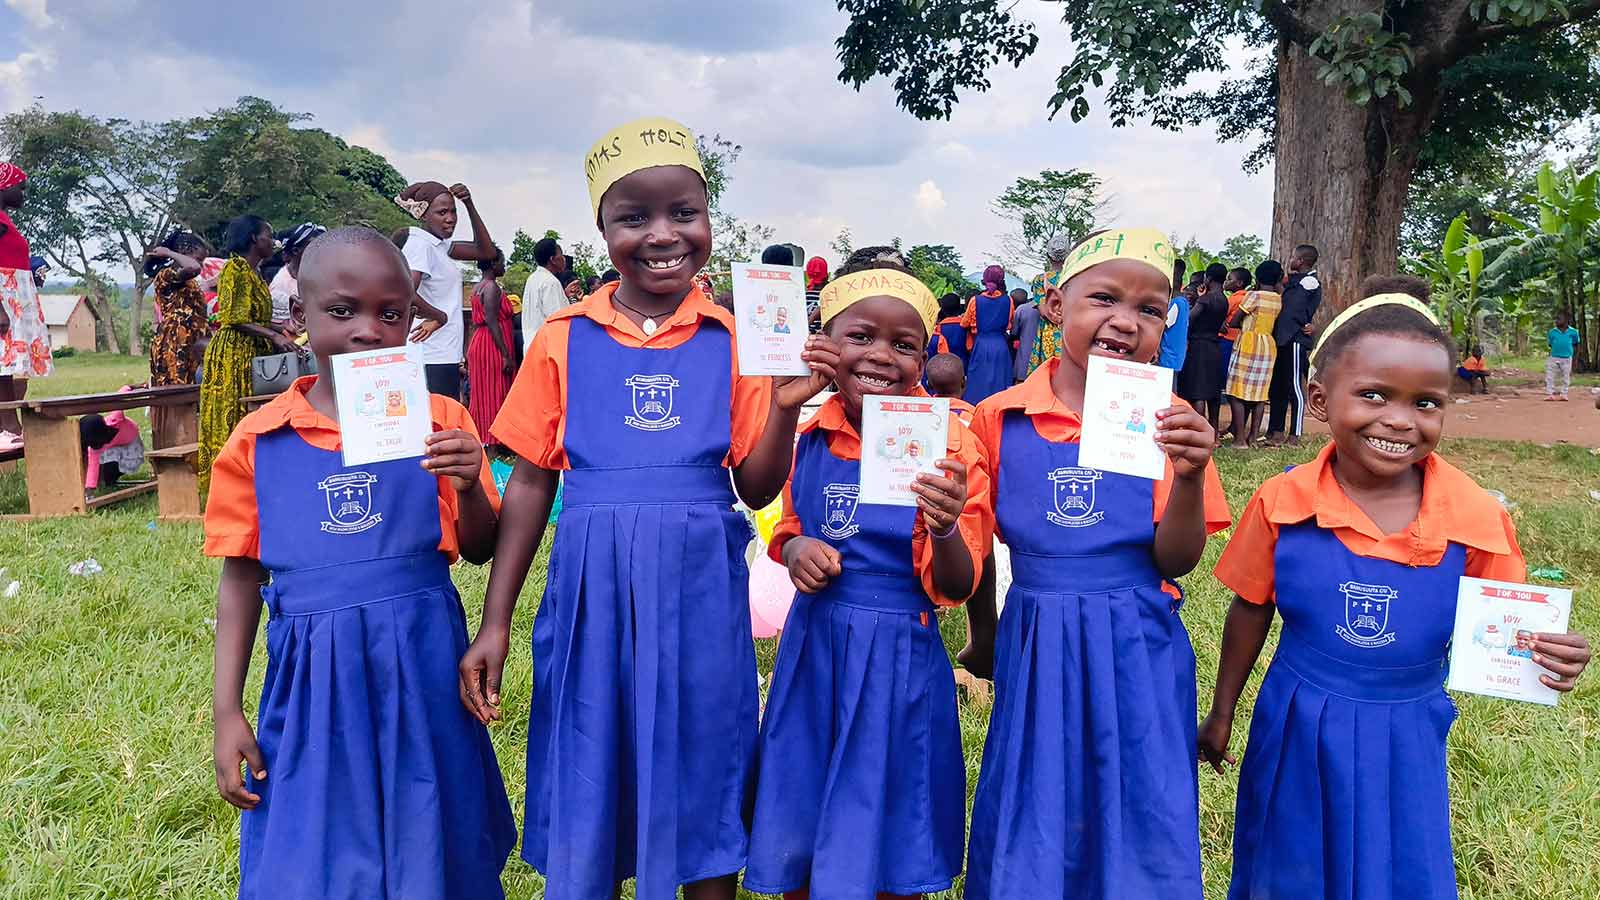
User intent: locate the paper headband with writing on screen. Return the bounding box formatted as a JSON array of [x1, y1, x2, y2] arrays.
[[1057, 228, 1177, 286], [1309, 292, 1440, 373], [818, 268, 939, 334], [584, 117, 707, 222]]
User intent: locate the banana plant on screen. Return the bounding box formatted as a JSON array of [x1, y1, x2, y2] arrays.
[[1490, 158, 1600, 369], [1411, 212, 1493, 346]]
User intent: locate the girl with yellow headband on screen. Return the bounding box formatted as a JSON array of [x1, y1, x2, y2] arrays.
[[459, 117, 838, 900], [963, 228, 1233, 900], [1203, 277, 1591, 900], [744, 246, 992, 900]]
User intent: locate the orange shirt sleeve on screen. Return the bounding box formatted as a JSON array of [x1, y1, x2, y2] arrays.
[[766, 480, 803, 566], [203, 430, 261, 559], [492, 319, 569, 469], [1213, 485, 1279, 604], [1152, 459, 1232, 533], [730, 363, 773, 467], [913, 423, 995, 606], [960, 296, 977, 330], [1465, 507, 1528, 582], [432, 397, 501, 563]]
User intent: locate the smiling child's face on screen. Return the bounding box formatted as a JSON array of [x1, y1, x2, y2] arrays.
[[295, 239, 416, 366], [827, 295, 928, 422], [1046, 258, 1172, 368], [598, 165, 711, 300], [1310, 332, 1452, 485]]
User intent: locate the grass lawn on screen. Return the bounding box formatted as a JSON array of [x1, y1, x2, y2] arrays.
[[1, 355, 1597, 898]]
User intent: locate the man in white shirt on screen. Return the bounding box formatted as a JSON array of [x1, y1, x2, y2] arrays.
[[523, 237, 568, 350]]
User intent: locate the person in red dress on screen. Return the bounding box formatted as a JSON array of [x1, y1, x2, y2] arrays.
[[466, 249, 516, 450]]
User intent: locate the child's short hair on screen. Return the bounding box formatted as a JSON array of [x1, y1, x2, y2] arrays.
[[1204, 262, 1228, 284], [1358, 274, 1430, 302], [477, 245, 505, 273], [1010, 287, 1029, 302], [1228, 266, 1251, 286], [1293, 243, 1320, 268], [926, 352, 965, 389], [1311, 294, 1454, 379], [937, 292, 964, 320], [836, 246, 913, 278], [1254, 260, 1284, 288]]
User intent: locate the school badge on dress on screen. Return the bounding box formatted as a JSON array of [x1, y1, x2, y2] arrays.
[[624, 374, 682, 432], [318, 471, 381, 535], [1336, 580, 1397, 648], [1046, 467, 1104, 528], [820, 483, 861, 540]]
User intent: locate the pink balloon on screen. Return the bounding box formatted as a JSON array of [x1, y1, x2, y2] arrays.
[[749, 552, 795, 639]]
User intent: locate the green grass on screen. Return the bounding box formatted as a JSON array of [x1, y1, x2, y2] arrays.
[[1, 356, 1597, 898], [1491, 353, 1600, 388]]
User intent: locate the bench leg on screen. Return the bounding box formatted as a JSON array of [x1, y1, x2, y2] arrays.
[[155, 458, 201, 521], [22, 411, 85, 516]]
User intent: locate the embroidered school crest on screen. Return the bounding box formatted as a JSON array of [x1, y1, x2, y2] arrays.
[[624, 374, 682, 431], [318, 471, 381, 535], [1336, 580, 1397, 648], [820, 483, 861, 540], [1047, 467, 1104, 528]]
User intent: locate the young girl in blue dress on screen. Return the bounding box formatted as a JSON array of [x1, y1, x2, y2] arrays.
[[962, 265, 1014, 403], [1201, 279, 1593, 900], [207, 227, 516, 899], [456, 118, 836, 900], [744, 248, 993, 900], [964, 229, 1232, 900]]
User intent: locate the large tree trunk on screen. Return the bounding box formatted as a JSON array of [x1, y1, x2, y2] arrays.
[[127, 274, 147, 356], [85, 283, 121, 355], [1269, 20, 1446, 321]]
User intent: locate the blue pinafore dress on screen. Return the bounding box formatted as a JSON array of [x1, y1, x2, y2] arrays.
[[966, 415, 1201, 900], [522, 317, 759, 900], [929, 317, 970, 367], [745, 429, 966, 898], [1229, 525, 1466, 900], [241, 427, 516, 900], [963, 293, 1014, 404]]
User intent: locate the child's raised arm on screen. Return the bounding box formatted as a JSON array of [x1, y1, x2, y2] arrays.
[[213, 556, 268, 810], [459, 460, 559, 724], [1151, 404, 1217, 577], [1198, 595, 1276, 773], [732, 336, 838, 509]]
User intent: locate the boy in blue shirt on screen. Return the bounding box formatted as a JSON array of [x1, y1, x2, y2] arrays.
[[1546, 311, 1579, 400]]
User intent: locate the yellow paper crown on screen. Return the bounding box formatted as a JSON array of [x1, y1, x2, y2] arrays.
[[1058, 228, 1176, 286], [1309, 292, 1440, 376], [584, 117, 706, 222], [818, 268, 939, 335]]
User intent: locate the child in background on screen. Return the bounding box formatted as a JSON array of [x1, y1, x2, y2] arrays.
[[927, 291, 969, 367], [965, 229, 1232, 900], [925, 351, 974, 421], [745, 248, 991, 899], [458, 118, 836, 900], [1223, 261, 1285, 448], [206, 228, 515, 899], [1200, 279, 1592, 900], [1458, 344, 1489, 394], [962, 266, 1015, 403], [1545, 310, 1578, 400], [1215, 267, 1251, 439], [1008, 287, 1039, 384]]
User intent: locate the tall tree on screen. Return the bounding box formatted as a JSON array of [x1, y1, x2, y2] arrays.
[[176, 97, 411, 248], [1220, 233, 1267, 266], [0, 107, 189, 354], [990, 168, 1105, 269], [906, 243, 980, 297], [834, 0, 1600, 314], [508, 228, 539, 268]]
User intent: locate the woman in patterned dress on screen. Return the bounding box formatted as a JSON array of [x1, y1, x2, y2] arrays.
[[147, 230, 211, 386], [0, 162, 54, 448], [1222, 260, 1284, 449], [197, 215, 298, 492]]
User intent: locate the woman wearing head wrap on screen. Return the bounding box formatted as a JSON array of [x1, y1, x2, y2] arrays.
[[804, 255, 829, 333], [0, 162, 53, 446], [268, 223, 325, 331], [394, 180, 497, 399], [145, 229, 211, 386], [1026, 233, 1073, 379], [960, 263, 1015, 403]]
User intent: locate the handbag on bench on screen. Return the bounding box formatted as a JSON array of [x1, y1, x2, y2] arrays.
[[251, 350, 318, 396]]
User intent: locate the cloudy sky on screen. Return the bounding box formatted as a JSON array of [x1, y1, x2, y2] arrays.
[[1, 0, 1273, 276]]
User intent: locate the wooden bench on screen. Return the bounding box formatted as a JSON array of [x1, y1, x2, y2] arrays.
[[0, 385, 200, 520]]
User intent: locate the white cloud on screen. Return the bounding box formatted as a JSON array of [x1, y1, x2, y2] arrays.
[[5, 0, 51, 28], [914, 180, 947, 215]]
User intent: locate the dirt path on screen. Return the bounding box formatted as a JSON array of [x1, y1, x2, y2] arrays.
[[1299, 375, 1600, 446]]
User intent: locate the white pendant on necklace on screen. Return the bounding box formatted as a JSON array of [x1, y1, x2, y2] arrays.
[[641, 317, 657, 336]]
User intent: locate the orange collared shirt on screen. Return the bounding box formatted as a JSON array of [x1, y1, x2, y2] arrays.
[[767, 391, 995, 606], [969, 357, 1233, 539], [491, 281, 772, 470], [1214, 442, 1526, 605], [203, 375, 500, 562], [1219, 290, 1247, 341], [1463, 355, 1487, 373]]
